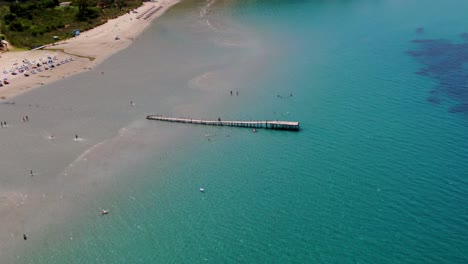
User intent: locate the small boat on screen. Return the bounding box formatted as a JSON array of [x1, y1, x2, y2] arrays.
[[101, 209, 109, 215], [252, 129, 257, 133], [199, 188, 205, 193]]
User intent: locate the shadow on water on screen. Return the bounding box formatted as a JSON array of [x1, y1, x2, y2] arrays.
[[407, 33, 468, 114]]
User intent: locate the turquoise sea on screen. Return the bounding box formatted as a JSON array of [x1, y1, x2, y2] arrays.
[[15, 0, 468, 263]]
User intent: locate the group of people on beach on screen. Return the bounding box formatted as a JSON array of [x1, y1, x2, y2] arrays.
[[1, 56, 74, 82], [1, 116, 30, 128], [230, 90, 239, 96]]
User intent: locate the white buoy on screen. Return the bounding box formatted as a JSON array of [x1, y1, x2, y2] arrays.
[[199, 188, 205, 193]]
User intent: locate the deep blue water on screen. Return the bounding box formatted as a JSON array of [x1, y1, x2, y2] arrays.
[[408, 37, 468, 113], [16, 0, 468, 263]]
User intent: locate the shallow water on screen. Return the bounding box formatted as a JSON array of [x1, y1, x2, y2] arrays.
[[4, 0, 468, 263]]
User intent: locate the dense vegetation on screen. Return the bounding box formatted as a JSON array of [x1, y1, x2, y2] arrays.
[[0, 0, 142, 48]]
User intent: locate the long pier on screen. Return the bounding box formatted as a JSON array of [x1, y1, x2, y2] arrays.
[[146, 115, 300, 131]]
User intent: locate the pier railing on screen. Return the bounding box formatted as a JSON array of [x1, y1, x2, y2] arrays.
[[146, 115, 300, 131]]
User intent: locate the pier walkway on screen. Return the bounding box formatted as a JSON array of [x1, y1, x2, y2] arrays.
[[146, 115, 300, 131]]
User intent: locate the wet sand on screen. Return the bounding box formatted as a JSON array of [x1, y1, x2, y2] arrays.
[[0, 0, 184, 259], [0, 0, 263, 260]]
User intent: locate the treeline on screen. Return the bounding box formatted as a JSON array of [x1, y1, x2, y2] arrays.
[[0, 0, 142, 48]]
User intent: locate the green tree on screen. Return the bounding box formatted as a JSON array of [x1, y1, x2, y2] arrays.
[[77, 0, 89, 13], [9, 3, 25, 16], [4, 13, 17, 24], [116, 0, 126, 9], [9, 20, 24, 31], [76, 0, 90, 20]]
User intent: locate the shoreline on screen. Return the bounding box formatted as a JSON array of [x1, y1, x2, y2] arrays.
[[0, 0, 180, 101], [0, 0, 184, 260], [0, 0, 269, 260]]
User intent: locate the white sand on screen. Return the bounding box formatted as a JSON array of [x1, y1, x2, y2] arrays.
[[0, 0, 179, 100]]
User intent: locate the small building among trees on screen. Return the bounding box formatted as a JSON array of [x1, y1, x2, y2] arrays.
[[59, 2, 72, 7]]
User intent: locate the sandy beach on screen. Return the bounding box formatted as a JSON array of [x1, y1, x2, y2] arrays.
[[0, 0, 257, 258], [0, 0, 186, 260], [0, 0, 298, 261], [0, 0, 179, 100]]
